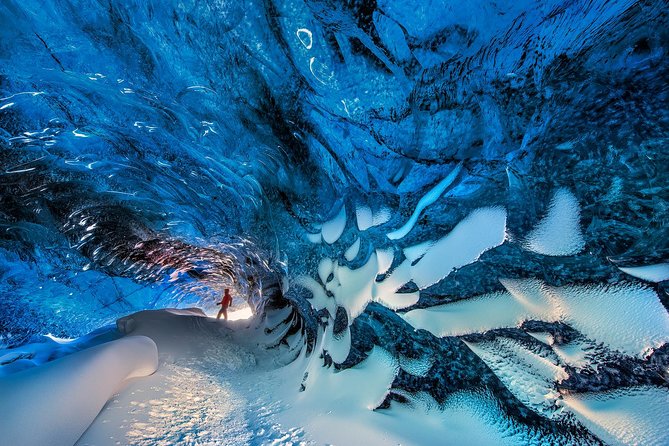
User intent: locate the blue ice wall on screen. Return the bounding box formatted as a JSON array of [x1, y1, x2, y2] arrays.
[[1, 0, 668, 441]]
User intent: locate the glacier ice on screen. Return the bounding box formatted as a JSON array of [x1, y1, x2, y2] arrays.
[[1, 0, 668, 444], [386, 162, 463, 240]]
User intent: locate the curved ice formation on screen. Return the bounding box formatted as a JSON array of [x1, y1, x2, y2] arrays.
[[387, 163, 463, 240], [618, 263, 669, 282], [0, 336, 158, 446]]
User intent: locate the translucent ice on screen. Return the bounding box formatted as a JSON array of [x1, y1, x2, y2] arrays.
[[387, 163, 463, 240]]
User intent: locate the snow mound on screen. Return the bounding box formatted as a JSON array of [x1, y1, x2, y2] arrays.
[[0, 325, 120, 377], [117, 308, 257, 369], [0, 336, 158, 446], [79, 308, 271, 445]]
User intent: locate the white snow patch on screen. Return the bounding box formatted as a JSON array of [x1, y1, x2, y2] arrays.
[[464, 338, 568, 418], [298, 249, 422, 322], [226, 306, 254, 321], [298, 345, 397, 412], [403, 240, 434, 263], [297, 254, 379, 324], [294, 275, 336, 318], [321, 204, 346, 244], [553, 340, 593, 370], [404, 278, 669, 359], [547, 282, 669, 358], [387, 162, 462, 240], [375, 290, 420, 310], [375, 259, 412, 302], [332, 253, 379, 320], [403, 291, 533, 337], [317, 257, 334, 284], [356, 205, 391, 231], [618, 263, 669, 283], [523, 188, 585, 256], [356, 205, 373, 231], [323, 323, 351, 365], [563, 387, 669, 446], [411, 207, 507, 289], [373, 255, 420, 310], [344, 237, 361, 261], [78, 361, 251, 446], [375, 248, 394, 275]]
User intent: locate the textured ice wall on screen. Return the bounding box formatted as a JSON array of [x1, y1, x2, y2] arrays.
[[1, 0, 668, 443]]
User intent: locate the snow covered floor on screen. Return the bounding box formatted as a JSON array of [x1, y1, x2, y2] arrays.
[[77, 308, 304, 446], [0, 308, 305, 446], [3, 307, 669, 446]]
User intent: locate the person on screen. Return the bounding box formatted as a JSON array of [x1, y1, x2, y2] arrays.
[[216, 288, 233, 320]]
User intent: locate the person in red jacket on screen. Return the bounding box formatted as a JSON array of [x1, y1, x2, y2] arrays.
[[216, 288, 233, 320]]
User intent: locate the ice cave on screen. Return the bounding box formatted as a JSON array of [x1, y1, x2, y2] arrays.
[[0, 0, 668, 445]]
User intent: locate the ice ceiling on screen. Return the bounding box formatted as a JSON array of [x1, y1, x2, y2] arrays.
[[1, 0, 668, 443]]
